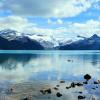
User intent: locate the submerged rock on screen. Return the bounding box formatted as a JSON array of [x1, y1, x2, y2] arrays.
[[6, 88, 14, 94], [56, 85, 60, 87], [60, 80, 65, 83], [76, 83, 83, 86], [78, 91, 82, 94], [83, 81, 88, 84], [67, 59, 71, 62], [66, 86, 71, 89], [53, 87, 58, 90], [97, 80, 100, 83], [46, 88, 51, 94], [92, 88, 96, 90], [78, 95, 85, 99], [40, 90, 45, 95], [92, 97, 96, 100], [96, 86, 98, 88], [22, 97, 29, 100], [71, 82, 75, 88], [94, 81, 98, 84], [56, 92, 62, 97], [84, 74, 91, 81], [40, 88, 51, 95]]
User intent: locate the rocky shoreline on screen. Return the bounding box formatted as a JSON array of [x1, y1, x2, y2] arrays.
[[0, 74, 100, 100]]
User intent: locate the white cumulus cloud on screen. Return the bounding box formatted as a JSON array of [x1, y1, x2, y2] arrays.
[[47, 19, 63, 25], [0, 16, 100, 39], [0, 0, 97, 17], [0, 16, 36, 33]]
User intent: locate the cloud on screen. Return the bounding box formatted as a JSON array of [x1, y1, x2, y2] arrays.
[[0, 16, 36, 33], [0, 16, 55, 36], [93, 0, 100, 10], [99, 16, 100, 20], [47, 19, 100, 38], [57, 19, 63, 24], [0, 0, 5, 7], [0, 0, 97, 17], [67, 19, 100, 37], [31, 19, 100, 38], [0, 16, 100, 39], [47, 19, 52, 24], [47, 19, 63, 25]]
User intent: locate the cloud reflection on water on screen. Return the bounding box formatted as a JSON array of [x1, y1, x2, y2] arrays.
[[0, 51, 100, 83]]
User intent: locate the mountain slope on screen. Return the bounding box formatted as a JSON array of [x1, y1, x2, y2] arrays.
[[0, 29, 59, 49], [0, 29, 20, 40], [59, 34, 100, 50], [28, 35, 59, 49], [0, 32, 44, 50], [0, 29, 100, 50]]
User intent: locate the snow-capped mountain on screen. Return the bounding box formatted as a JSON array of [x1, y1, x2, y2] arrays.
[[0, 29, 60, 49], [0, 29, 100, 50], [28, 34, 59, 49], [0, 29, 21, 40], [0, 29, 44, 50], [59, 34, 100, 50]]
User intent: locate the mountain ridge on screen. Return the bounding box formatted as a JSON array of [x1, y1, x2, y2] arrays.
[[59, 34, 100, 50], [0, 29, 100, 50], [0, 29, 44, 50]]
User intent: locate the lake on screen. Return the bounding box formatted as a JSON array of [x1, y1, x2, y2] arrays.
[[0, 50, 100, 83]]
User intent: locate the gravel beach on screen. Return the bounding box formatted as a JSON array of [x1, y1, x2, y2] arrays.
[[0, 78, 100, 100]]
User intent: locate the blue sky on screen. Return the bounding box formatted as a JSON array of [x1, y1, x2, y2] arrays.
[[0, 0, 100, 39]]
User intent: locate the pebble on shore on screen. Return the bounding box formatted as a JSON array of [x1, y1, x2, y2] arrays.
[[78, 95, 85, 99], [60, 80, 65, 83], [38, 74, 100, 100], [84, 74, 91, 82], [56, 92, 62, 97], [40, 88, 51, 95], [53, 87, 58, 90]]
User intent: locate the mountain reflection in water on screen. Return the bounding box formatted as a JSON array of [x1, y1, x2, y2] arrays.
[[0, 54, 38, 70], [0, 51, 100, 83]]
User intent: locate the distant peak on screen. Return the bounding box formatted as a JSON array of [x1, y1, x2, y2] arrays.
[[0, 29, 17, 34], [92, 34, 99, 38], [90, 34, 100, 39], [0, 29, 20, 40], [3, 29, 14, 31], [0, 29, 16, 32]]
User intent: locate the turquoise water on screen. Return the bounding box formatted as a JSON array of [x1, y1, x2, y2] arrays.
[[0, 50, 100, 83]]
